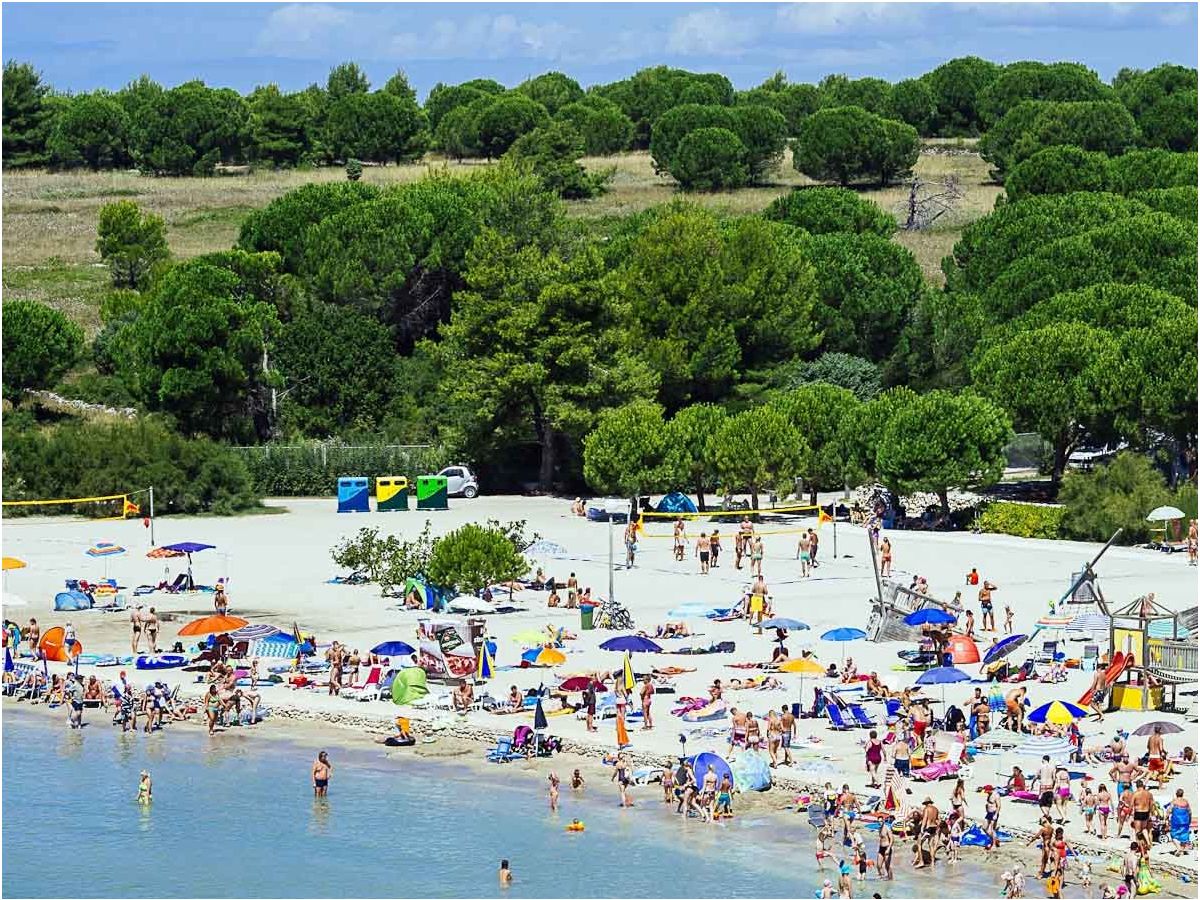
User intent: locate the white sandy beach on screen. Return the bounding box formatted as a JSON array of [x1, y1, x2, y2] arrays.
[[4, 495, 1198, 885]]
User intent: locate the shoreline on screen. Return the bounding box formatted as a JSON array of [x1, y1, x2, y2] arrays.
[[6, 693, 1194, 897]]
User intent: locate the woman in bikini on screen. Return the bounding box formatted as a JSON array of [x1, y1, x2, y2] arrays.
[[750, 536, 764, 577], [1097, 783, 1113, 839], [204, 684, 221, 735]]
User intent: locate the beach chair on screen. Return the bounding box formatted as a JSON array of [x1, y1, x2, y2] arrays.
[[486, 737, 525, 763], [343, 666, 383, 702], [99, 593, 127, 613], [825, 703, 852, 731], [228, 641, 250, 660], [847, 703, 876, 728]]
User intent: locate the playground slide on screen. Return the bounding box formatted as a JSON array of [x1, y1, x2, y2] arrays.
[[1078, 651, 1129, 706]]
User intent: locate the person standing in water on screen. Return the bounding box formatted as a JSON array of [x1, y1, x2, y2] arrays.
[[137, 770, 153, 805], [548, 772, 560, 811], [312, 751, 332, 797], [498, 860, 513, 886]]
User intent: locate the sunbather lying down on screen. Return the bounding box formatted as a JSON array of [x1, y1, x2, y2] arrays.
[[725, 676, 783, 691], [641, 622, 691, 638], [653, 666, 696, 676]]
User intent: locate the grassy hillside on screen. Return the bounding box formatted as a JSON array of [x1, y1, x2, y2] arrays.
[[2, 147, 1000, 334]]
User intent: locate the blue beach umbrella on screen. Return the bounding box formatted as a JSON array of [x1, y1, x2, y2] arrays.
[[820, 627, 866, 662], [904, 608, 957, 627], [371, 641, 416, 658], [760, 618, 810, 631], [982, 634, 1029, 666], [599, 635, 662, 653], [916, 665, 971, 706], [162, 542, 216, 588], [687, 752, 733, 789]]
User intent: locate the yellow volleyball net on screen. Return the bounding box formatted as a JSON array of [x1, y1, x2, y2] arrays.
[[2, 491, 144, 522], [637, 502, 828, 537]]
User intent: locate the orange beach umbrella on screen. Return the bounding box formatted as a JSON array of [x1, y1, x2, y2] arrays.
[[2, 557, 27, 571], [178, 614, 248, 637]]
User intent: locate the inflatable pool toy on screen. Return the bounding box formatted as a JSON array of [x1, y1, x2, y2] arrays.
[[135, 654, 186, 670], [566, 820, 585, 832], [74, 653, 114, 666], [1136, 863, 1161, 895], [94, 656, 120, 667]]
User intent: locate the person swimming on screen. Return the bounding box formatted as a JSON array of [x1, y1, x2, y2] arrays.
[[498, 859, 512, 886], [137, 770, 153, 805]]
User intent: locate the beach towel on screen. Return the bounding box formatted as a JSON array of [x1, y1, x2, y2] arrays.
[[1170, 804, 1192, 843]]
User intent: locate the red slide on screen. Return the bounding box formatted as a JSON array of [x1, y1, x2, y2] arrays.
[[1079, 651, 1128, 706]]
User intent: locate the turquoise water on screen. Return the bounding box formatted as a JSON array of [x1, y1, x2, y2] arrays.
[[2, 709, 1023, 899]]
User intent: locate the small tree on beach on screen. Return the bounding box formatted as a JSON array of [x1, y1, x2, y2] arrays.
[[330, 523, 435, 596], [426, 523, 529, 594]]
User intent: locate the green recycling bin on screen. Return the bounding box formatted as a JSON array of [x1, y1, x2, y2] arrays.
[[580, 604, 595, 630]]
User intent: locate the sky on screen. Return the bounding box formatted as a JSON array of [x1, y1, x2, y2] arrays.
[[2, 2, 1197, 98]]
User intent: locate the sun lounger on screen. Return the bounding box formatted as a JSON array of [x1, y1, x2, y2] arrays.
[[847, 703, 876, 728], [487, 737, 526, 763], [825, 703, 852, 731], [342, 666, 383, 702]]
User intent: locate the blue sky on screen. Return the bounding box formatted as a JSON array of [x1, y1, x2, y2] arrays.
[[3, 2, 1196, 98]]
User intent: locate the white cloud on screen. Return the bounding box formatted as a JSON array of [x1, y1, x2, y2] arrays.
[[776, 2, 927, 36], [389, 14, 577, 61], [254, 3, 352, 58], [667, 9, 758, 57]]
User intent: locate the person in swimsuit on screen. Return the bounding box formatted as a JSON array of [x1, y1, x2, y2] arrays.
[[611, 753, 633, 807], [1130, 781, 1153, 843], [914, 798, 939, 869], [983, 785, 1001, 850], [498, 859, 512, 887], [865, 730, 884, 787], [624, 521, 638, 569], [766, 709, 782, 766], [749, 575, 770, 634], [877, 813, 895, 879], [979, 581, 997, 631], [673, 519, 686, 562], [129, 606, 143, 654], [640, 674, 654, 730], [566, 573, 579, 609], [548, 772, 560, 811], [137, 770, 153, 805], [715, 774, 733, 818], [696, 533, 710, 574], [1028, 817, 1054, 878], [312, 750, 332, 797], [709, 530, 721, 568], [204, 684, 221, 734], [797, 531, 812, 577], [780, 704, 796, 765], [144, 607, 159, 654], [735, 517, 754, 570], [1053, 767, 1072, 823], [745, 712, 761, 751], [750, 536, 764, 576], [1097, 783, 1113, 839]]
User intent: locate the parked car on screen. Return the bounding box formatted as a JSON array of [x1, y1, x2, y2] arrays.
[[437, 465, 479, 498]]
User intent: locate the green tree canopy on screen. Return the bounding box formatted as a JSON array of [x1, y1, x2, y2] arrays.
[[127, 81, 248, 175], [236, 181, 380, 274], [1059, 453, 1174, 544], [120, 255, 280, 441], [47, 92, 129, 170], [612, 202, 819, 409], [1, 301, 83, 401], [980, 99, 1139, 176], [971, 322, 1120, 485], [924, 56, 1002, 135], [516, 71, 584, 116], [426, 523, 529, 594], [326, 61, 370, 100], [874, 390, 1012, 510], [713, 405, 809, 507], [763, 186, 896, 236], [1114, 63, 1198, 151], [475, 93, 549, 158], [583, 399, 679, 497], [434, 103, 483, 160], [555, 94, 634, 155], [248, 84, 309, 166], [438, 232, 657, 491], [424, 80, 503, 133], [792, 105, 887, 186], [839, 386, 918, 481], [595, 66, 735, 148], [889, 78, 937, 134], [978, 61, 1111, 126], [819, 75, 894, 117], [666, 404, 727, 510], [1108, 148, 1198, 193], [778, 352, 881, 401], [506, 120, 605, 199], [95, 200, 170, 289], [1004, 145, 1112, 200], [669, 126, 748, 190], [3, 60, 51, 167], [769, 383, 862, 497], [323, 90, 427, 163], [801, 232, 924, 361], [737, 81, 822, 134]]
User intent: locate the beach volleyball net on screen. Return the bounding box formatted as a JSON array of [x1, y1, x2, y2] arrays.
[[2, 491, 144, 521], [637, 502, 826, 537]]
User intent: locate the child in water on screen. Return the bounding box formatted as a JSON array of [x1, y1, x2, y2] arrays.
[[548, 773, 560, 811], [571, 769, 585, 790], [137, 770, 152, 805]]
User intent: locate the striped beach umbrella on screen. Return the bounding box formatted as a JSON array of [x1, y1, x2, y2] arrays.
[[476, 643, 495, 681], [1067, 613, 1111, 633], [1027, 700, 1088, 726], [1013, 734, 1073, 760], [229, 624, 284, 642], [85, 542, 126, 578]]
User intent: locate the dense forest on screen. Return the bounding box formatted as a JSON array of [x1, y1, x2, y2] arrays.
[[2, 56, 1197, 542]]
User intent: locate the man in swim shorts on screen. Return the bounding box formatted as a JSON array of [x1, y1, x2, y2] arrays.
[[1130, 781, 1153, 842], [312, 750, 332, 797], [780, 704, 796, 765], [695, 533, 710, 574], [130, 605, 143, 653]]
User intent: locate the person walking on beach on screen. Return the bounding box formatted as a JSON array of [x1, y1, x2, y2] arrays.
[[624, 520, 638, 569], [735, 516, 754, 570], [808, 528, 820, 568], [673, 518, 686, 561], [864, 730, 883, 788], [983, 784, 1001, 850], [914, 798, 939, 869], [612, 753, 633, 807], [766, 708, 782, 766], [129, 606, 143, 654], [583, 682, 597, 732], [709, 529, 721, 568], [797, 530, 812, 577], [749, 575, 770, 634], [640, 674, 654, 730], [696, 532, 710, 574], [312, 751, 332, 797], [1188, 518, 1197, 566], [781, 704, 796, 765], [1130, 781, 1153, 843], [876, 813, 894, 880], [979, 581, 997, 631], [879, 537, 892, 577], [750, 536, 764, 576], [144, 607, 159, 654], [548, 772, 560, 811]]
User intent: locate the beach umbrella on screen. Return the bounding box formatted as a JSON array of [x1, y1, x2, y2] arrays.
[[948, 634, 981, 665], [687, 752, 733, 790], [230, 624, 284, 642], [622, 651, 635, 691], [534, 647, 566, 666], [1027, 701, 1088, 726], [904, 608, 957, 627], [982, 634, 1028, 666], [477, 643, 495, 681], [85, 541, 126, 579], [371, 640, 416, 657], [177, 614, 248, 637], [600, 635, 662, 653], [162, 541, 215, 588], [1131, 721, 1185, 737], [917, 665, 971, 706], [2, 557, 26, 571], [1146, 505, 1186, 522], [779, 656, 824, 709], [760, 618, 810, 631], [146, 547, 185, 559], [533, 697, 548, 731], [1013, 734, 1073, 760], [558, 676, 607, 693], [820, 627, 866, 662]]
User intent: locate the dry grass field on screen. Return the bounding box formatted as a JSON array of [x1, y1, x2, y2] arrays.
[[2, 148, 1000, 334]]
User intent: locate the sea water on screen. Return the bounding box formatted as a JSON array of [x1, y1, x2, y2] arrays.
[[3, 709, 1014, 899]]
